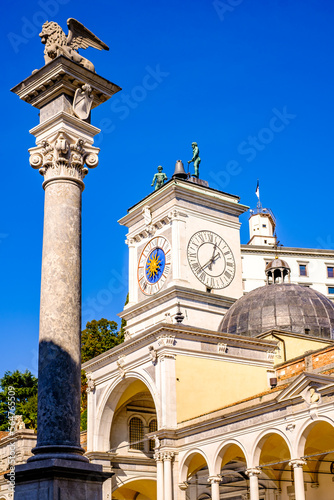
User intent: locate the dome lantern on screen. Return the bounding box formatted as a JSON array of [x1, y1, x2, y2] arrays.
[[265, 257, 291, 285]]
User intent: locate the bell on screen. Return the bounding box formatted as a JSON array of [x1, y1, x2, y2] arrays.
[[172, 160, 188, 180]]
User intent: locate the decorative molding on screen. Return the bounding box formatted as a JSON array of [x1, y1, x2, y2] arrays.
[[153, 452, 164, 462], [286, 423, 296, 432]]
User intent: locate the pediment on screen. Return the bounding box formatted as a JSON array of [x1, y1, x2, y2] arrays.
[[276, 372, 334, 403]]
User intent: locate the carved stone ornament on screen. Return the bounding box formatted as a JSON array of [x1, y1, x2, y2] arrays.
[[39, 18, 109, 73], [207, 475, 222, 484], [117, 355, 126, 378], [73, 84, 94, 120], [163, 451, 174, 461], [124, 331, 132, 341], [217, 343, 227, 353], [178, 481, 189, 490], [157, 334, 175, 347], [148, 345, 157, 364], [29, 131, 99, 187], [86, 373, 95, 393], [143, 206, 152, 226]]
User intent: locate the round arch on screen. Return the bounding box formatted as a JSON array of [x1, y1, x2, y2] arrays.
[[95, 370, 159, 451], [252, 428, 292, 467], [213, 439, 249, 475], [179, 448, 210, 483], [296, 416, 334, 458]]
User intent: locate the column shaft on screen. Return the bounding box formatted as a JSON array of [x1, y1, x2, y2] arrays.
[[293, 464, 306, 500], [156, 456, 164, 500], [34, 179, 83, 457], [211, 480, 220, 500], [164, 456, 173, 500], [249, 474, 260, 500]]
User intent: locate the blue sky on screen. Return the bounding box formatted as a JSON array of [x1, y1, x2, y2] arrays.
[[1, 0, 334, 377]]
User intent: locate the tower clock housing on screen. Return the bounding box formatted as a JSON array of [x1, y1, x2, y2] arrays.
[[118, 178, 248, 338]]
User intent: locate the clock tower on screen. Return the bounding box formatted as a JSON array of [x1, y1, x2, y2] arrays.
[[118, 166, 248, 338]]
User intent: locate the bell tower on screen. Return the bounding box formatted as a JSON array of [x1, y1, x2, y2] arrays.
[[118, 162, 248, 338]]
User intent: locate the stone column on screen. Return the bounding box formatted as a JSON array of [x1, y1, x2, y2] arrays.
[[154, 452, 164, 500], [246, 468, 261, 500], [208, 475, 221, 500], [28, 123, 99, 462], [289, 459, 306, 500], [10, 54, 121, 499], [163, 452, 174, 500]]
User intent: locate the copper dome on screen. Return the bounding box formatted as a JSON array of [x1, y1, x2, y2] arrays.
[[219, 284, 334, 338]]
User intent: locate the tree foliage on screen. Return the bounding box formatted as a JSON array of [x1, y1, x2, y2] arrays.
[[80, 318, 125, 430], [81, 318, 124, 363], [0, 370, 38, 431]]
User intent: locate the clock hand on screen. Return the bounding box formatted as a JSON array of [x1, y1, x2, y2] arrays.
[[208, 243, 217, 271]]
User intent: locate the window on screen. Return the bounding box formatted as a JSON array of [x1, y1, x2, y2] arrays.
[[328, 287, 334, 295], [149, 419, 157, 451], [129, 417, 144, 450], [299, 264, 307, 277], [262, 224, 267, 228], [264, 240, 267, 244], [327, 266, 334, 278]]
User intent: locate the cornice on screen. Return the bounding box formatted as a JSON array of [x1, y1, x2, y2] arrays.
[[241, 244, 334, 258], [119, 180, 248, 228], [82, 323, 277, 372], [118, 285, 236, 321], [11, 55, 121, 110]]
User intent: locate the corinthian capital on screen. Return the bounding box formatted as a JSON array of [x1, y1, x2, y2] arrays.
[[29, 131, 99, 189]]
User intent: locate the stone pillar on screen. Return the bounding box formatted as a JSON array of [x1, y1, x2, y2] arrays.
[[289, 459, 306, 500], [10, 55, 121, 499], [154, 452, 164, 500], [246, 468, 261, 500], [178, 481, 188, 500], [163, 452, 174, 500], [208, 475, 221, 500]]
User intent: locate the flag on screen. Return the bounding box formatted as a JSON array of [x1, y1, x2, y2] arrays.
[[255, 180, 260, 199]]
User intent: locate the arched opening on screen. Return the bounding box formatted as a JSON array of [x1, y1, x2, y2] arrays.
[[99, 376, 158, 499], [216, 442, 251, 498], [254, 431, 291, 497], [113, 478, 157, 500], [298, 419, 334, 496], [180, 450, 210, 497], [109, 378, 157, 457]]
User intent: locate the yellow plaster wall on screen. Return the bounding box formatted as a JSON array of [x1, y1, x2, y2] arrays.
[[261, 334, 330, 364], [175, 355, 268, 422]]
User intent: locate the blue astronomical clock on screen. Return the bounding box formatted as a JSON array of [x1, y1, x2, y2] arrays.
[[138, 236, 172, 295]]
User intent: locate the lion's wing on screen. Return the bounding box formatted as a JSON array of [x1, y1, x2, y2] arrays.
[[67, 18, 109, 51]]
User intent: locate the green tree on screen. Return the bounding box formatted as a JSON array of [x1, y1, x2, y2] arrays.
[[0, 370, 38, 431], [81, 318, 124, 430], [81, 318, 123, 363]]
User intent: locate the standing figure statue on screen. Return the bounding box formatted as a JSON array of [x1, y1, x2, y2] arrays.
[[151, 166, 167, 190], [188, 142, 201, 178]]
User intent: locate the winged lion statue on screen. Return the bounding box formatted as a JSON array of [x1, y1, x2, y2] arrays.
[[39, 18, 109, 73]]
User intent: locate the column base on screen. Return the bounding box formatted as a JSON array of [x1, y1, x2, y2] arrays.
[[8, 458, 113, 500]]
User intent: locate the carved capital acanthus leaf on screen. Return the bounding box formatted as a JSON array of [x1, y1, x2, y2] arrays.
[[29, 132, 100, 185]]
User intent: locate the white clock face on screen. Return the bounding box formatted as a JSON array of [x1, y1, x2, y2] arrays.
[[137, 236, 172, 295], [187, 230, 235, 289]]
